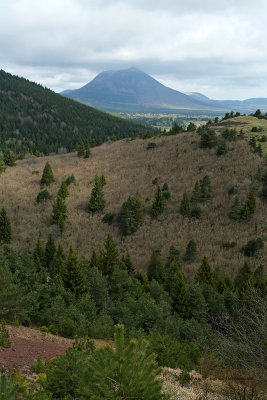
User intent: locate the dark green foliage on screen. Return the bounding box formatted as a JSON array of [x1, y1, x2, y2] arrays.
[[169, 269, 190, 319], [234, 262, 255, 293], [84, 143, 91, 158], [254, 265, 267, 294], [51, 196, 67, 232], [169, 122, 184, 134], [244, 185, 257, 216], [44, 234, 56, 271], [78, 325, 168, 400], [191, 181, 201, 204], [184, 240, 197, 263], [151, 185, 165, 217], [102, 212, 116, 225], [65, 174, 75, 186], [221, 128, 237, 141], [177, 369, 192, 386], [241, 237, 264, 257], [99, 234, 119, 276], [229, 195, 242, 220], [0, 157, 6, 174], [0, 320, 11, 348], [195, 256, 214, 286], [88, 175, 106, 213], [0, 69, 148, 155], [77, 141, 85, 157], [40, 162, 55, 187], [147, 250, 164, 284], [0, 370, 20, 399], [58, 180, 69, 199], [190, 206, 202, 219], [36, 189, 51, 203], [3, 149, 16, 166], [199, 128, 218, 148], [63, 246, 86, 298], [187, 122, 196, 132], [0, 208, 12, 244], [199, 175, 213, 202], [167, 246, 181, 265], [121, 250, 135, 274], [118, 192, 144, 235], [179, 191, 190, 216], [220, 241, 236, 249], [146, 142, 157, 149], [33, 237, 45, 270], [216, 142, 227, 156]]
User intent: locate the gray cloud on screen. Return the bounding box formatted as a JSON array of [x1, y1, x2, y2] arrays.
[[0, 0, 267, 99]]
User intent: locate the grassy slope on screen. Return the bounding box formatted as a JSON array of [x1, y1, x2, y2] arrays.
[[212, 115, 267, 155], [1, 122, 266, 277]]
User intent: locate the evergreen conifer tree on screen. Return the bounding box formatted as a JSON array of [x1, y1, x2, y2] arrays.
[[63, 245, 86, 298], [88, 175, 106, 213], [164, 259, 181, 292], [3, 149, 16, 166], [179, 191, 190, 216], [121, 249, 135, 274], [199, 175, 212, 202], [58, 180, 69, 199], [0, 208, 12, 244], [229, 195, 242, 220], [51, 244, 66, 277], [234, 262, 255, 294], [40, 162, 55, 187], [169, 269, 190, 319], [78, 324, 167, 400], [147, 250, 165, 283], [184, 239, 197, 262], [33, 237, 45, 270], [245, 185, 257, 215], [45, 234, 57, 272], [99, 234, 119, 276], [51, 196, 67, 232], [84, 143, 91, 158], [77, 142, 85, 157], [118, 192, 144, 235], [195, 256, 214, 286], [151, 185, 165, 217], [90, 249, 98, 268]]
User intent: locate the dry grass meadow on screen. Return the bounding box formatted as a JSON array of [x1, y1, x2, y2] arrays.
[[1, 122, 266, 278]]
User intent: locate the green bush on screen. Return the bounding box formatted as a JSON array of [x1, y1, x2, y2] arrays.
[[190, 206, 202, 219], [241, 237, 264, 257], [65, 174, 75, 186], [0, 321, 11, 348], [36, 189, 52, 203], [102, 212, 116, 225], [146, 142, 157, 150], [177, 369, 192, 386]]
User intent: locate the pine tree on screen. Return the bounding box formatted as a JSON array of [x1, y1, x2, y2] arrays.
[[147, 250, 165, 283], [33, 237, 45, 270], [88, 175, 106, 213], [245, 185, 257, 215], [63, 245, 86, 298], [84, 143, 91, 158], [195, 256, 214, 286], [99, 234, 119, 276], [58, 180, 69, 199], [51, 196, 67, 232], [184, 239, 197, 263], [151, 185, 165, 217], [3, 149, 16, 166], [229, 195, 242, 220], [90, 249, 98, 268], [164, 259, 181, 292], [121, 249, 135, 274], [118, 192, 144, 235], [77, 142, 85, 157], [0, 208, 12, 244], [40, 162, 55, 187], [234, 262, 255, 294], [169, 269, 190, 319], [179, 191, 190, 216], [78, 324, 167, 400], [199, 175, 213, 202], [45, 234, 56, 272]]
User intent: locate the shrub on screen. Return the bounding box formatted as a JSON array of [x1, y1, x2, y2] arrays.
[[146, 142, 157, 149], [177, 369, 192, 386], [241, 237, 264, 257], [190, 206, 202, 219], [216, 142, 227, 156], [102, 212, 116, 225], [220, 241, 236, 249], [36, 189, 52, 203], [65, 174, 75, 186], [0, 320, 11, 348]]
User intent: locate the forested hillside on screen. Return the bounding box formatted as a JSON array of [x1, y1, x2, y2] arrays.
[[0, 117, 266, 398], [0, 69, 148, 155]]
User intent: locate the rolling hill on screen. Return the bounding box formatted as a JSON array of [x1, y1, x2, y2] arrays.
[[0, 69, 148, 155], [1, 116, 266, 275]]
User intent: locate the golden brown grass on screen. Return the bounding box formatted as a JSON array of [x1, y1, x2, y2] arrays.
[[0, 127, 266, 277]]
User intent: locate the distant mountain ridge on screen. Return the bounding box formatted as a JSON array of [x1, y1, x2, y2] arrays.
[[61, 67, 267, 113]]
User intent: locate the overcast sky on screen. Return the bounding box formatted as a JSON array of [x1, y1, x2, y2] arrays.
[[1, 0, 267, 100]]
